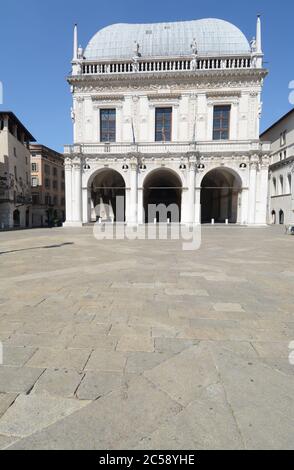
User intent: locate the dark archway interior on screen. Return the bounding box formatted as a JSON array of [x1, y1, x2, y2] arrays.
[[13, 210, 20, 227], [144, 169, 182, 223], [91, 170, 126, 222], [279, 210, 284, 225], [201, 169, 241, 224]]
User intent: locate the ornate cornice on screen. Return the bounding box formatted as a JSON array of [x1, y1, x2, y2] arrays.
[[68, 68, 268, 93], [269, 155, 294, 171]]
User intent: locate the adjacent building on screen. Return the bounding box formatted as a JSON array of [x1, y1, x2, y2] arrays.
[[0, 111, 35, 229], [64, 17, 271, 227], [30, 144, 65, 227], [260, 109, 294, 225]]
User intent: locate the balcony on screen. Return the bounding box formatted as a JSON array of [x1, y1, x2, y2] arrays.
[[79, 56, 253, 76], [64, 140, 271, 157]]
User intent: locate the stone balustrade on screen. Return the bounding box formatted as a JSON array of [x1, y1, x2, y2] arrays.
[[64, 140, 271, 156], [80, 56, 253, 76]]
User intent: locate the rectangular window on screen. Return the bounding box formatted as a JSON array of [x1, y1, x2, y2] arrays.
[[280, 131, 286, 147], [53, 180, 58, 190], [44, 164, 50, 175], [45, 178, 50, 189], [31, 177, 39, 187], [213, 105, 231, 141], [53, 167, 57, 177], [155, 108, 172, 142], [32, 163, 38, 172], [100, 109, 116, 142]]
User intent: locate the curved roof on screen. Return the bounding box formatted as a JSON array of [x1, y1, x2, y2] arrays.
[[84, 18, 251, 61]]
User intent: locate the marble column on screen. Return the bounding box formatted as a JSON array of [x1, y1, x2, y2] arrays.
[[188, 160, 196, 224], [128, 159, 138, 225], [256, 155, 270, 225], [64, 159, 73, 226], [248, 156, 259, 224], [65, 157, 83, 227]]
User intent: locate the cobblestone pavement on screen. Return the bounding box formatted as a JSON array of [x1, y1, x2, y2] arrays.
[[0, 226, 293, 450]]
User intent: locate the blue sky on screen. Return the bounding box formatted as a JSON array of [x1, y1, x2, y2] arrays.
[[0, 0, 293, 152]]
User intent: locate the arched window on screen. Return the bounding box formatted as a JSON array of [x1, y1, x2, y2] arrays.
[[272, 177, 277, 196], [287, 174, 292, 194], [279, 175, 284, 195]]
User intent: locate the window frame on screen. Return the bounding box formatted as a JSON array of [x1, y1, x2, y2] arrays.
[[280, 131, 287, 147], [100, 108, 116, 143], [212, 105, 231, 141], [155, 107, 173, 143]]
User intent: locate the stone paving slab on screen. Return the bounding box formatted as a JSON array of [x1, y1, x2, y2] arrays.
[[7, 376, 182, 450], [0, 394, 18, 419], [1, 346, 37, 367], [0, 367, 44, 394], [135, 383, 244, 450], [76, 371, 125, 400], [26, 348, 91, 371], [85, 350, 127, 373], [0, 226, 293, 450], [144, 344, 219, 406], [0, 434, 18, 450], [0, 393, 90, 438], [32, 369, 84, 398]]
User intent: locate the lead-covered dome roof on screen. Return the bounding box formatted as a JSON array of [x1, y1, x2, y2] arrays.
[[84, 18, 251, 60]]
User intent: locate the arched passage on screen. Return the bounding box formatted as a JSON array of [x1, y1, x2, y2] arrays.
[[201, 168, 242, 224], [143, 169, 182, 223], [13, 209, 20, 228], [91, 169, 126, 222], [271, 210, 276, 225], [279, 210, 284, 225]]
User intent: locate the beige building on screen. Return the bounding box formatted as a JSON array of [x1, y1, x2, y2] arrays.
[[0, 111, 35, 229], [261, 109, 294, 225], [30, 144, 65, 227]]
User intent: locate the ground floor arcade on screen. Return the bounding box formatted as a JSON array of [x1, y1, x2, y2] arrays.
[[0, 202, 32, 230], [64, 155, 270, 227]]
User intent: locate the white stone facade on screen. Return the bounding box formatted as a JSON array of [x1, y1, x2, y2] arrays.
[[64, 18, 270, 227], [261, 109, 294, 225]]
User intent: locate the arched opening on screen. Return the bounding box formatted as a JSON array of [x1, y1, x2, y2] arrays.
[[201, 168, 242, 224], [279, 210, 284, 225], [13, 209, 20, 228], [91, 169, 126, 222], [143, 169, 182, 223], [271, 210, 276, 225], [25, 209, 30, 228]]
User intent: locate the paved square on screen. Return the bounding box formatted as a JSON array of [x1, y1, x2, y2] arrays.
[[0, 226, 293, 449]]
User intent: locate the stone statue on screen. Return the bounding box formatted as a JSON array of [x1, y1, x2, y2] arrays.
[[71, 107, 75, 123], [132, 58, 139, 73], [258, 101, 263, 119], [134, 41, 140, 58], [77, 45, 84, 60], [191, 38, 198, 56], [191, 58, 197, 71]]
